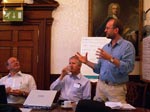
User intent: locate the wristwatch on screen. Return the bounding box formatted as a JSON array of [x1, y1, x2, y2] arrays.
[[110, 57, 115, 63]]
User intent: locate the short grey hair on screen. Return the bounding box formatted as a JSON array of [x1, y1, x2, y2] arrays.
[[69, 55, 82, 66]]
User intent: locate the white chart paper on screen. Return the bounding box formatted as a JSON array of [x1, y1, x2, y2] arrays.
[[80, 37, 111, 76]]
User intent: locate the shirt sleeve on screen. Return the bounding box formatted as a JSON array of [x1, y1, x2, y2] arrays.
[[50, 78, 64, 91], [117, 42, 135, 74], [0, 77, 4, 85], [28, 75, 37, 91], [0, 76, 8, 86], [93, 60, 101, 74]]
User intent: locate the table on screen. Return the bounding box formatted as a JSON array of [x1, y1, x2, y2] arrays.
[[50, 107, 150, 112], [29, 107, 150, 112], [112, 108, 150, 112], [23, 106, 150, 112], [12, 104, 150, 112]]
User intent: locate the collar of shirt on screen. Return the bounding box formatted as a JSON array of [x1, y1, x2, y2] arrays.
[[8, 71, 22, 78], [70, 73, 82, 80], [108, 37, 123, 47]]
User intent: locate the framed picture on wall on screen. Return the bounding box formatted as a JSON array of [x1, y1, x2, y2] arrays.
[[88, 0, 143, 60]]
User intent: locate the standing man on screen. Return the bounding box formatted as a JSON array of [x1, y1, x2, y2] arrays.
[[0, 57, 37, 104], [76, 18, 135, 103], [50, 56, 91, 102]]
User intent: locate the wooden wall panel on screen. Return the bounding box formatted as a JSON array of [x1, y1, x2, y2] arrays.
[[0, 1, 59, 89]]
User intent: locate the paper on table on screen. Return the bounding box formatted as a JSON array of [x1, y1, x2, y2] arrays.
[[121, 104, 136, 110], [105, 102, 122, 109], [20, 108, 32, 112], [105, 102, 136, 110]]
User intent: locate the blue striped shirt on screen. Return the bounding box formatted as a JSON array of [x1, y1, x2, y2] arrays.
[[93, 38, 135, 84]]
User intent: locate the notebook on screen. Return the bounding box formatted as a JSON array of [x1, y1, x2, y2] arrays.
[[0, 85, 7, 104], [23, 90, 57, 109]]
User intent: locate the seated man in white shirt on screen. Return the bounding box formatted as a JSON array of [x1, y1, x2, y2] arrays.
[[50, 56, 91, 102], [0, 57, 37, 104]]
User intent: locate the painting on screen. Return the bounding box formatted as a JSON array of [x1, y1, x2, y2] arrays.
[[88, 0, 143, 60]]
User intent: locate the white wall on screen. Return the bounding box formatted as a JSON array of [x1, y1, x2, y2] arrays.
[[51, 0, 88, 74], [51, 0, 150, 75]]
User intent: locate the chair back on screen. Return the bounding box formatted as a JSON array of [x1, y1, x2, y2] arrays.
[[75, 99, 112, 112], [126, 81, 148, 107]]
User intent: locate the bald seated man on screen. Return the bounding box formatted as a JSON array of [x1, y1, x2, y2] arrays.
[[0, 57, 37, 104]]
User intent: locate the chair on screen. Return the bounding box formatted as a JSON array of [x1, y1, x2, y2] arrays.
[[75, 99, 112, 112], [126, 81, 148, 107], [0, 104, 21, 112], [91, 82, 97, 100]]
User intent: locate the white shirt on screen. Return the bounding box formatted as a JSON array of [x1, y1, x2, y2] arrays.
[[0, 71, 37, 104]]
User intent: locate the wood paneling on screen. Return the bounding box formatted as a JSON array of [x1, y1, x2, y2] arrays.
[[0, 1, 59, 89]]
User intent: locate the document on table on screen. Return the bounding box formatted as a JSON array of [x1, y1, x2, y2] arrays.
[[20, 108, 32, 112], [105, 101, 136, 110]]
